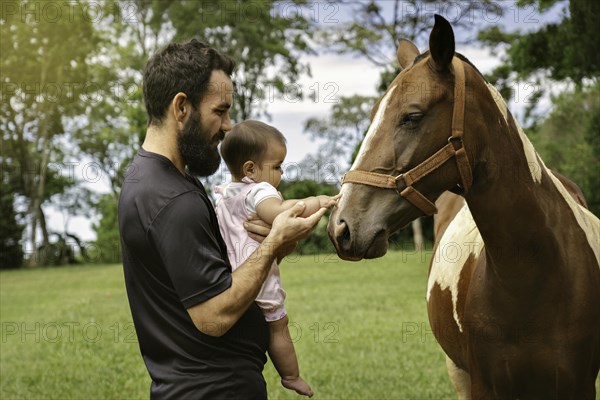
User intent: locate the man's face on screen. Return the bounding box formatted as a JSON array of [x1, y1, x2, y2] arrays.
[[177, 70, 233, 177]]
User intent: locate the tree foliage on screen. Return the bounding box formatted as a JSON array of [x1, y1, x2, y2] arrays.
[[163, 0, 315, 121], [1, 0, 101, 265], [478, 0, 600, 120]]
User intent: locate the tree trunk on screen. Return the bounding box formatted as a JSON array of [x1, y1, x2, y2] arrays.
[[37, 205, 51, 265], [27, 215, 38, 267], [65, 233, 86, 263], [411, 218, 424, 251], [26, 146, 50, 266]]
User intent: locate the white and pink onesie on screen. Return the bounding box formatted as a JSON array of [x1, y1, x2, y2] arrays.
[[214, 177, 287, 322]]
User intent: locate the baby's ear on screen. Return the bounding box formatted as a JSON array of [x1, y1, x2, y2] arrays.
[[242, 160, 256, 178]]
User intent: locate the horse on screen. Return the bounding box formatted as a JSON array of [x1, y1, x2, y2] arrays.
[[328, 14, 600, 399]]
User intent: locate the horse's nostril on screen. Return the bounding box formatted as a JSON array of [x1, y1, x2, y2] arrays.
[[335, 219, 351, 250]]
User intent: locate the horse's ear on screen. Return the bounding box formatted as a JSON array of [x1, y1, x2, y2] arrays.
[[429, 14, 455, 71], [397, 39, 420, 69]]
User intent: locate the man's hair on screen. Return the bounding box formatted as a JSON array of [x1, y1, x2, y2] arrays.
[[220, 120, 287, 180], [143, 39, 235, 126]]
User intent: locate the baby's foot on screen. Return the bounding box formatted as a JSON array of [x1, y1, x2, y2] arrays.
[[281, 377, 314, 397]]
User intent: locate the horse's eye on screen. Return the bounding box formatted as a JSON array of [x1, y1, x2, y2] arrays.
[[399, 112, 424, 127]]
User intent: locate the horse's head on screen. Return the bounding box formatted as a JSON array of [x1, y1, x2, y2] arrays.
[[329, 15, 476, 260]]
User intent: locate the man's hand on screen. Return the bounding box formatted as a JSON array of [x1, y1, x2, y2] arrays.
[[244, 214, 271, 243], [266, 202, 328, 258]]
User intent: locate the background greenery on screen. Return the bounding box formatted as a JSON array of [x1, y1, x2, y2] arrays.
[[1, 252, 458, 399], [2, 0, 599, 268]]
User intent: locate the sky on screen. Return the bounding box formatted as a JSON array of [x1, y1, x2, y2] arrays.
[[43, 1, 566, 243]]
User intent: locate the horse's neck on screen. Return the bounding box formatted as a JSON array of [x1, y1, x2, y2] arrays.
[[463, 85, 599, 282]]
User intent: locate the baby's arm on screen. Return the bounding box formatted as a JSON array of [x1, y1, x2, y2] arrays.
[[268, 315, 313, 397], [256, 195, 338, 225]]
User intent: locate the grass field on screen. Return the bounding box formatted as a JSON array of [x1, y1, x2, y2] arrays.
[[8, 249, 593, 399]]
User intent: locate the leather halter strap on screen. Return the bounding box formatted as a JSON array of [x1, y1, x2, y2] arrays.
[[341, 57, 473, 216]]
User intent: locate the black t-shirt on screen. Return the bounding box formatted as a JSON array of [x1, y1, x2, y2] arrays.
[[118, 149, 269, 399]]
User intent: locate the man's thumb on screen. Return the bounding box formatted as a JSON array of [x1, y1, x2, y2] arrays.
[[289, 201, 306, 217]]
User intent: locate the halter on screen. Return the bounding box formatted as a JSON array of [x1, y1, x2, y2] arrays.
[[341, 57, 473, 216]]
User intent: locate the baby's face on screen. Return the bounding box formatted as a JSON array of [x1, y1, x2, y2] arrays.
[[255, 142, 286, 188]]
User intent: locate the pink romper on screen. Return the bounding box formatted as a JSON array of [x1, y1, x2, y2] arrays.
[[214, 178, 287, 322]]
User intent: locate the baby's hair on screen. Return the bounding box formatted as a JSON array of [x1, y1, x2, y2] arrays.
[[221, 120, 287, 180]]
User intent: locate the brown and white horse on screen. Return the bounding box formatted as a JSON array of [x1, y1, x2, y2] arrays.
[[328, 15, 600, 399]]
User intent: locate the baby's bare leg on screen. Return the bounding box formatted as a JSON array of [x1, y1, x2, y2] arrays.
[[268, 315, 313, 397]]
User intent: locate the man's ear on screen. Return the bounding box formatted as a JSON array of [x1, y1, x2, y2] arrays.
[[172, 92, 188, 123], [242, 160, 257, 178]]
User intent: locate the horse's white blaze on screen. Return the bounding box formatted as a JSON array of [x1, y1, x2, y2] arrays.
[[351, 84, 397, 170], [427, 203, 483, 332], [338, 85, 397, 208]]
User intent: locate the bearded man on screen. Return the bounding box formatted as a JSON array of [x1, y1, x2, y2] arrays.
[[118, 40, 327, 399]]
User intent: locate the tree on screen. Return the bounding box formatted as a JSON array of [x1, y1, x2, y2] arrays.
[[164, 0, 315, 122], [74, 0, 172, 199], [478, 0, 600, 122], [1, 0, 101, 265]]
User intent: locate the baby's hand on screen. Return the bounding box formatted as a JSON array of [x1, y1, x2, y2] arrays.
[[317, 194, 341, 209], [281, 376, 314, 397]]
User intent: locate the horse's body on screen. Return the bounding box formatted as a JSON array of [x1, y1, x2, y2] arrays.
[[430, 174, 590, 398], [328, 15, 600, 399]]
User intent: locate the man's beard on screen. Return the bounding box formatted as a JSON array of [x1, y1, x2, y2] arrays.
[[177, 112, 224, 177]]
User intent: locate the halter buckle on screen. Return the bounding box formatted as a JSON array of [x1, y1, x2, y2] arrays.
[[394, 174, 407, 195], [448, 135, 464, 151]]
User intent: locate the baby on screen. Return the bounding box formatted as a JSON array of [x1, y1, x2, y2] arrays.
[[215, 120, 338, 397]]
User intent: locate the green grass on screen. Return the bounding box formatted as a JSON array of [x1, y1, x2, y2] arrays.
[[0, 252, 456, 398]]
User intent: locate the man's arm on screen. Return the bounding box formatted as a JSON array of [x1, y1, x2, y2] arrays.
[[187, 202, 328, 337]]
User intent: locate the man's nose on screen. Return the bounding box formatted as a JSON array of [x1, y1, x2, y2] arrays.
[[221, 112, 232, 132]]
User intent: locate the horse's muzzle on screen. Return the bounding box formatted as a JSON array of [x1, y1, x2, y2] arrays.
[[328, 216, 354, 258]]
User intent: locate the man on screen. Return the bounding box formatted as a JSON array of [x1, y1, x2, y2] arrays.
[[118, 40, 327, 399]]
